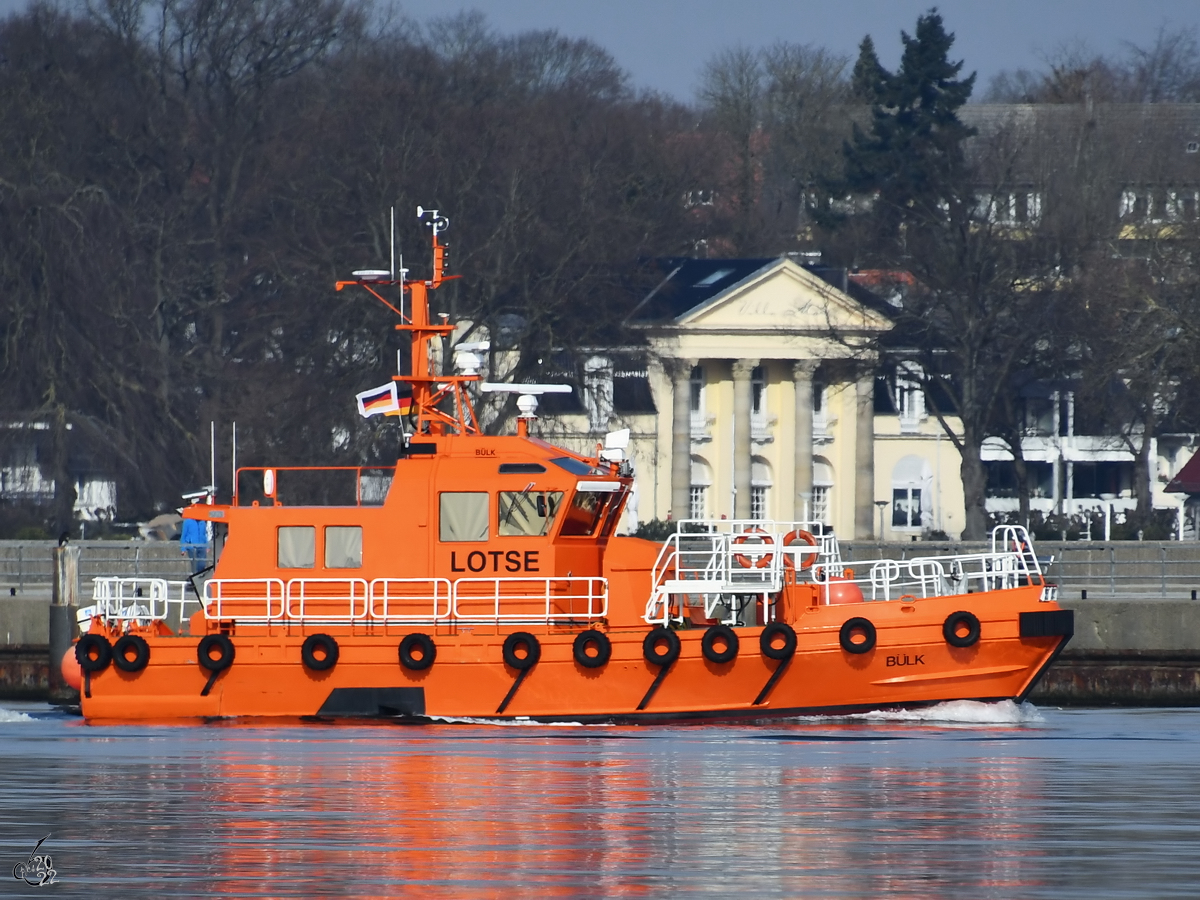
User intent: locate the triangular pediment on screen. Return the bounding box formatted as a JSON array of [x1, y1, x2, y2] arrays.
[[678, 260, 892, 333]]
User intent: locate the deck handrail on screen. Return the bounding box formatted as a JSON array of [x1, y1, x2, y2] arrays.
[[452, 576, 608, 623]]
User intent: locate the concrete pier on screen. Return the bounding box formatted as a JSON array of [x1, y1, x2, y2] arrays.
[[1028, 598, 1200, 706]]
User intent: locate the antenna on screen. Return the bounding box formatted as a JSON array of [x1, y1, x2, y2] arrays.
[[390, 207, 396, 280], [231, 421, 237, 503], [210, 421, 216, 502]]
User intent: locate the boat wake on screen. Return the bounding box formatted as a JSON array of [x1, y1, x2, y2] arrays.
[[0, 707, 36, 724], [425, 715, 597, 727], [842, 699, 1044, 726]]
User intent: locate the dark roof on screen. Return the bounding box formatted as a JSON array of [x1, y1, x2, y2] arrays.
[[627, 256, 896, 325], [627, 257, 777, 324], [1166, 449, 1200, 493]]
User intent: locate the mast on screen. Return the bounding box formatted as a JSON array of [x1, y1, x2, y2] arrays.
[[336, 207, 480, 436]]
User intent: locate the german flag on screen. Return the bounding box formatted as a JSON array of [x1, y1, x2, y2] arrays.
[[356, 382, 399, 418]]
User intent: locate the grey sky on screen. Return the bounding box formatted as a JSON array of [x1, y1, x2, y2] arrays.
[[4, 0, 1199, 102], [401, 0, 1200, 102]]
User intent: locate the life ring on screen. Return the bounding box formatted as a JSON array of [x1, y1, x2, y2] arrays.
[[573, 630, 612, 669], [759, 621, 797, 660], [197, 634, 235, 672], [781, 530, 818, 569], [503, 632, 541, 671], [399, 633, 436, 670], [733, 528, 774, 569], [839, 617, 876, 654], [75, 634, 112, 674], [643, 626, 681, 666], [701, 624, 739, 664], [112, 635, 150, 673], [301, 634, 340, 671], [943, 611, 981, 648]]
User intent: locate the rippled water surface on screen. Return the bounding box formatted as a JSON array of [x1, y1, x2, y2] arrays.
[[1, 703, 1198, 898]]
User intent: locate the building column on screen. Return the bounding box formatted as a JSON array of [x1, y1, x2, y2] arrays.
[[732, 359, 757, 519], [670, 359, 696, 522], [792, 360, 818, 522], [854, 371, 876, 539]]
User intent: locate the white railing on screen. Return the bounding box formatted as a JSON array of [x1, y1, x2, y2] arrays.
[[285, 578, 370, 622], [204, 578, 286, 621], [452, 577, 608, 623], [645, 520, 836, 625], [85, 577, 197, 630], [814, 528, 1044, 603], [369, 578, 452, 622]]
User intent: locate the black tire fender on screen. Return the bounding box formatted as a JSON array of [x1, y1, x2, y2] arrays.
[[572, 630, 612, 669], [943, 610, 982, 648], [759, 622, 797, 661], [399, 633, 436, 671], [197, 634, 235, 672], [643, 627, 681, 667], [75, 634, 113, 674], [502, 632, 541, 671], [301, 633, 339, 671], [112, 635, 151, 673], [701, 624, 739, 664], [839, 617, 877, 655]]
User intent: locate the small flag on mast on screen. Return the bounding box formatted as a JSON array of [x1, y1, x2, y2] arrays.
[[356, 382, 399, 418]]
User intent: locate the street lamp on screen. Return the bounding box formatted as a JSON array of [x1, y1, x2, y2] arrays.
[[874, 499, 890, 541]]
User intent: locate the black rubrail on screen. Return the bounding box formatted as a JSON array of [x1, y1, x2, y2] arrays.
[[1019, 609, 1075, 638]]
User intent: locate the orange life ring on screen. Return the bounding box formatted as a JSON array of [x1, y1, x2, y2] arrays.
[[781, 529, 818, 569], [732, 529, 774, 569]]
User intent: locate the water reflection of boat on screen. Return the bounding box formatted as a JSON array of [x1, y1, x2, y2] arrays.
[[68, 210, 1073, 722]]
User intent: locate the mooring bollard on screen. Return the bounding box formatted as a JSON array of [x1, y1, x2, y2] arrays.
[[48, 544, 81, 704]]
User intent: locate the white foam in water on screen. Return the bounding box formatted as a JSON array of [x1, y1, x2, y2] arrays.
[[846, 699, 1044, 726], [426, 715, 599, 727], [0, 707, 35, 724]]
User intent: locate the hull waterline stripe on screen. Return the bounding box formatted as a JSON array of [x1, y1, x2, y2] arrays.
[[636, 662, 673, 711], [752, 656, 791, 706], [496, 668, 531, 715]]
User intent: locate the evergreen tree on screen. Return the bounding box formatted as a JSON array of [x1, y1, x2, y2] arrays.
[[832, 11, 1072, 540], [844, 11, 976, 242]]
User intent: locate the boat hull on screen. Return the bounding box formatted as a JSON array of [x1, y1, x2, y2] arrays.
[[78, 587, 1070, 722]]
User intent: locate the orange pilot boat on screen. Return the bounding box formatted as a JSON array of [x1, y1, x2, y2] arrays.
[[69, 212, 1074, 723]]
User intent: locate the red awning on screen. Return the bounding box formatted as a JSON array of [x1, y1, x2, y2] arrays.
[[1166, 450, 1200, 493]]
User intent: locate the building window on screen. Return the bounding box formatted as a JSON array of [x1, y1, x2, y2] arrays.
[[978, 191, 1042, 225], [583, 356, 613, 431], [690, 456, 712, 520], [895, 365, 924, 432], [750, 487, 767, 521], [751, 366, 766, 417], [811, 486, 830, 524], [812, 379, 826, 434], [892, 488, 922, 528], [891, 455, 930, 531], [812, 458, 834, 525], [750, 456, 772, 521]]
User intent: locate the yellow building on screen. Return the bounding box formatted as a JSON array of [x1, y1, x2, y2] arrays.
[[538, 256, 969, 540]]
